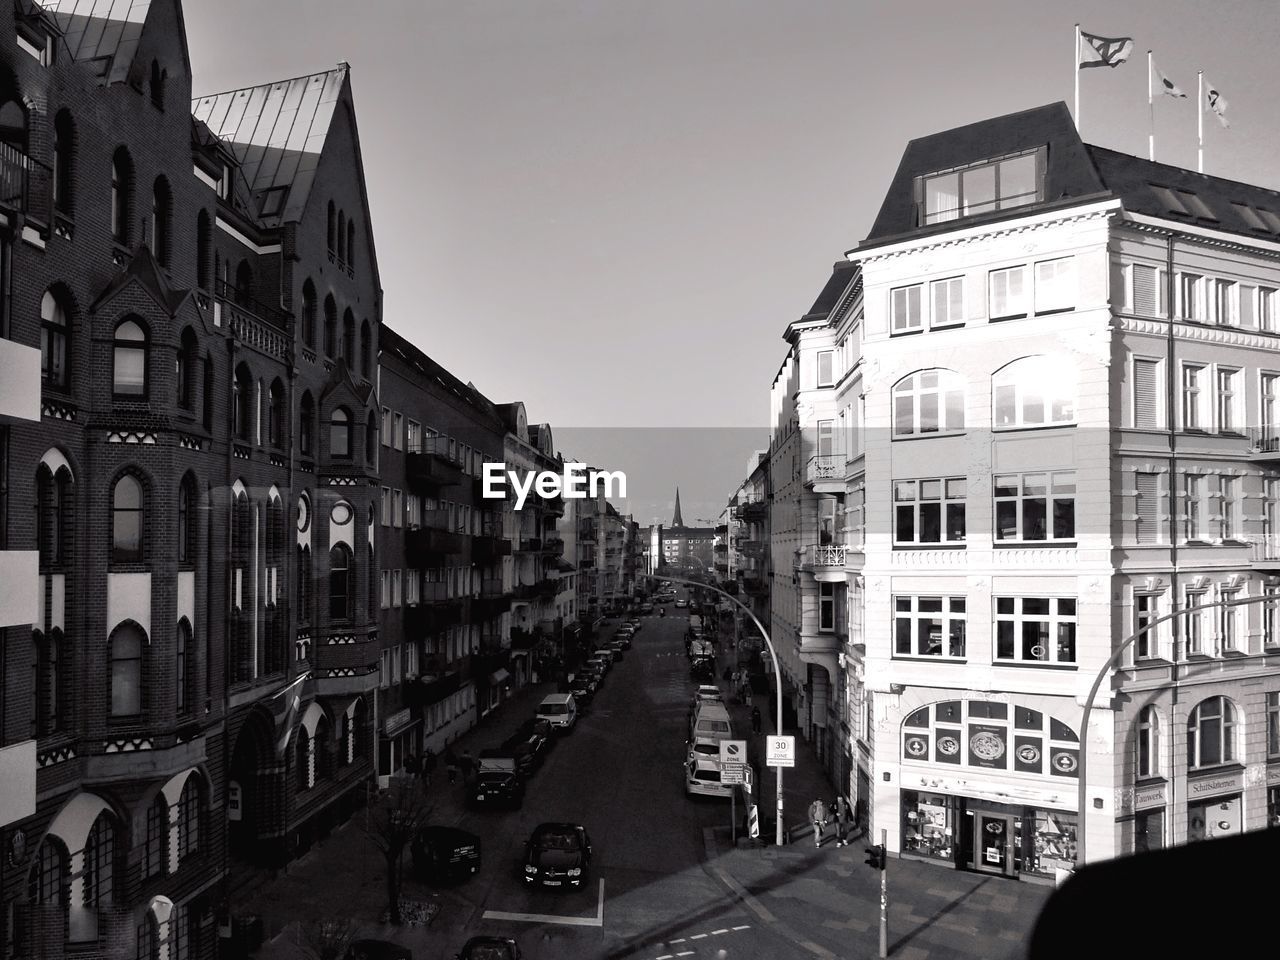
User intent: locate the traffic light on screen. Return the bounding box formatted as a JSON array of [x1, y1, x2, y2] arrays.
[[864, 844, 886, 870]]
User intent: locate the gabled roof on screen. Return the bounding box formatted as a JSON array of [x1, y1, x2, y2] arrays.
[[36, 0, 151, 84], [379, 324, 504, 430], [192, 65, 347, 227], [90, 244, 189, 316]]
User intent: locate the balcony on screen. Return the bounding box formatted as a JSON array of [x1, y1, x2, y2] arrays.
[[404, 592, 463, 635], [805, 455, 844, 491], [472, 533, 512, 563], [406, 523, 465, 566], [542, 538, 565, 557], [404, 670, 462, 708], [516, 537, 543, 553], [0, 141, 51, 223], [473, 579, 512, 619], [214, 279, 293, 364], [543, 494, 566, 516], [406, 436, 464, 491], [739, 500, 767, 523], [1252, 536, 1280, 570], [802, 543, 850, 579], [742, 574, 767, 596], [512, 579, 558, 602]]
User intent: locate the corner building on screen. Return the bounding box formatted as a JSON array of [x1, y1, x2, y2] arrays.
[[0, 2, 381, 956], [841, 102, 1280, 880]]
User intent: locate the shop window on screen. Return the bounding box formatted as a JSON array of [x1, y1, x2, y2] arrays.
[[1188, 795, 1241, 842], [901, 791, 954, 861], [1022, 810, 1078, 878], [900, 699, 1078, 777], [1134, 809, 1165, 854]]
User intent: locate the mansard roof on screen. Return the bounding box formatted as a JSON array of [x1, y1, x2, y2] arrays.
[[192, 65, 348, 227]]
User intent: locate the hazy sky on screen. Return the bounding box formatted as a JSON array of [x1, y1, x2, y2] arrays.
[[183, 0, 1280, 501]]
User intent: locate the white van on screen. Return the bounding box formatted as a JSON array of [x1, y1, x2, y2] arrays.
[[690, 702, 733, 741], [537, 693, 578, 732]]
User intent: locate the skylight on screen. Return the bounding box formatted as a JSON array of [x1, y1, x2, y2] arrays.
[[1177, 190, 1217, 220], [1258, 209, 1280, 233], [1149, 185, 1188, 215], [1232, 203, 1269, 231]]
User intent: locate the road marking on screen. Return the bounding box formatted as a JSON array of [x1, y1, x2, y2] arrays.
[[690, 933, 707, 940], [670, 938, 685, 944], [711, 928, 729, 935], [676, 953, 695, 958], [732, 924, 750, 931], [481, 879, 605, 927]]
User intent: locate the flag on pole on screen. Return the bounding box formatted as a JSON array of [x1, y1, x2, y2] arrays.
[[1152, 57, 1187, 98], [1204, 78, 1230, 127], [1079, 30, 1135, 68]]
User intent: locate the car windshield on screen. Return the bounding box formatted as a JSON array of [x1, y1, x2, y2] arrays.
[[697, 720, 731, 734], [540, 703, 566, 714], [692, 743, 718, 756], [536, 829, 581, 850]]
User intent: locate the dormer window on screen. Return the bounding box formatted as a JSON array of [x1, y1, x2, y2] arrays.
[[917, 147, 1044, 226]]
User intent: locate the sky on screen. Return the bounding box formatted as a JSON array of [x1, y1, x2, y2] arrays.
[[182, 0, 1280, 510]]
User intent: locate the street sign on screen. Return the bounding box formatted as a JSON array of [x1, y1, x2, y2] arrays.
[[720, 762, 747, 785], [719, 739, 747, 764], [748, 805, 760, 838], [766, 735, 795, 768]]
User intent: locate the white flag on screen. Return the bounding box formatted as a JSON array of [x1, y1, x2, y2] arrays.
[[1152, 58, 1186, 98], [1205, 78, 1230, 128]]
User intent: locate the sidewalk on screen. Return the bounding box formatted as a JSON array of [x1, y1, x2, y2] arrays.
[[702, 662, 1050, 960]]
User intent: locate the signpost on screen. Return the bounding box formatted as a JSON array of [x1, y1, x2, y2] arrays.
[[719, 740, 746, 764], [766, 735, 795, 768]]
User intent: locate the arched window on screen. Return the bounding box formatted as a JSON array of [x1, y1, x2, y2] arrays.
[[337, 210, 347, 261], [176, 326, 197, 409], [137, 915, 159, 960], [36, 464, 70, 568], [301, 279, 316, 347], [299, 391, 315, 456], [352, 699, 368, 760], [53, 110, 74, 214], [330, 407, 351, 458], [112, 475, 144, 563], [109, 622, 145, 716], [296, 727, 312, 792], [347, 219, 356, 270], [112, 318, 148, 398], [341, 309, 355, 366], [232, 363, 252, 440], [297, 544, 312, 622], [367, 539, 376, 619], [329, 544, 352, 621], [327, 200, 336, 253], [111, 147, 133, 243], [1188, 696, 1237, 769], [268, 378, 286, 448], [178, 474, 196, 565], [143, 794, 167, 879], [34, 628, 61, 735], [235, 260, 253, 306], [202, 354, 214, 429], [1137, 705, 1160, 778], [177, 776, 201, 862], [196, 210, 212, 289], [365, 410, 377, 464], [323, 295, 337, 357], [28, 836, 69, 906], [359, 319, 371, 379], [892, 369, 965, 437], [83, 813, 116, 907], [176, 618, 192, 712], [315, 715, 332, 780], [992, 357, 1077, 429], [40, 289, 70, 390], [149, 60, 165, 109], [151, 177, 171, 265]]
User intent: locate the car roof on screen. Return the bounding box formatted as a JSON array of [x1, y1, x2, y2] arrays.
[[693, 702, 731, 719], [532, 821, 583, 836], [539, 693, 574, 704]]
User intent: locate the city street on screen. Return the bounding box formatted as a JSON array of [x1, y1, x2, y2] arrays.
[[249, 593, 1051, 960]]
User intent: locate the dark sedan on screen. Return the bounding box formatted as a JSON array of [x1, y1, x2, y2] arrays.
[[523, 822, 593, 888], [468, 760, 525, 809], [568, 678, 594, 709], [457, 936, 522, 959]]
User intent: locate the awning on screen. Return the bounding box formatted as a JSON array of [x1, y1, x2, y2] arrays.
[[489, 668, 511, 686]]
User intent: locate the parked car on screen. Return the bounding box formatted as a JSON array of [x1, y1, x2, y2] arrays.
[[586, 656, 610, 678], [607, 640, 626, 660], [468, 756, 525, 809], [686, 757, 733, 798], [523, 822, 594, 889], [486, 741, 540, 778], [675, 598, 688, 608], [693, 684, 723, 704], [411, 825, 481, 884], [456, 936, 523, 959], [640, 603, 654, 615], [568, 678, 595, 709], [690, 657, 716, 683], [686, 737, 724, 763], [347, 941, 413, 960], [627, 618, 642, 632]]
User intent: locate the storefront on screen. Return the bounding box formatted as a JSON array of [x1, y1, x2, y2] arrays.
[[1186, 768, 1243, 842], [1129, 782, 1166, 853], [1269, 766, 1280, 828], [378, 706, 422, 782]]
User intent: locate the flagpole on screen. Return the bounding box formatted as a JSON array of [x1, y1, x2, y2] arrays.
[[1198, 70, 1204, 173], [1073, 24, 1081, 131], [1152, 49, 1162, 161]]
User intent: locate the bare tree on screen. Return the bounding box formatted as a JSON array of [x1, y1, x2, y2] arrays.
[[363, 776, 432, 926], [294, 917, 359, 960]]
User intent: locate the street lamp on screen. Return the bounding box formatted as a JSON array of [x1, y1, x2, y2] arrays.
[[1076, 592, 1270, 867], [643, 572, 787, 846]]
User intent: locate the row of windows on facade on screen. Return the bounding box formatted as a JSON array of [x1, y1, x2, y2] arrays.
[[27, 780, 202, 918], [1125, 263, 1280, 329], [888, 257, 1076, 336], [1133, 694, 1280, 777], [379, 565, 505, 608], [326, 200, 358, 270], [379, 406, 496, 468], [1137, 358, 1280, 438], [379, 487, 501, 535], [1132, 587, 1280, 659]]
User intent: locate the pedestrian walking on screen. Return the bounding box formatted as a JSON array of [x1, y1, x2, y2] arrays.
[[460, 749, 474, 781], [750, 706, 762, 734], [743, 686, 753, 709], [723, 666, 733, 683], [808, 797, 830, 848], [834, 795, 851, 847], [445, 747, 460, 784], [404, 751, 420, 779], [422, 748, 436, 787]]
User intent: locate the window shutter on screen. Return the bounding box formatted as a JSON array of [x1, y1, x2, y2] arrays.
[[1136, 472, 1159, 544], [1239, 285, 1256, 327], [1132, 265, 1159, 316], [1134, 359, 1159, 429]]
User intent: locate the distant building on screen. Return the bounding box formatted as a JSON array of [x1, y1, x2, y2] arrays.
[[643, 488, 716, 573]]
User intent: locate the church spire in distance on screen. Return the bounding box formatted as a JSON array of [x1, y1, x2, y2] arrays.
[[672, 487, 684, 527]]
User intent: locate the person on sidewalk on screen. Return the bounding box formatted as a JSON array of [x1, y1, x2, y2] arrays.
[[445, 747, 460, 784], [834, 795, 851, 847], [743, 686, 753, 709], [421, 748, 436, 788], [809, 798, 830, 848], [405, 751, 420, 780], [460, 749, 474, 782], [750, 706, 762, 734]]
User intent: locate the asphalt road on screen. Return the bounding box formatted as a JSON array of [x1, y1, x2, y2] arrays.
[[433, 601, 795, 959]]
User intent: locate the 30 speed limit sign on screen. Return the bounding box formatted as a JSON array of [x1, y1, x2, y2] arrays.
[[765, 735, 795, 768]]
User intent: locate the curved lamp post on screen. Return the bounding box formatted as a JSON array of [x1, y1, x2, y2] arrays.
[[1077, 592, 1271, 867], [644, 572, 787, 846]]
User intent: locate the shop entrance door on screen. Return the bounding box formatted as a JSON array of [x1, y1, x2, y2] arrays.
[[974, 813, 1015, 876]]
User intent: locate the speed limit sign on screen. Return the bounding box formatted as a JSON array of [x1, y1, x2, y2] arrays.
[[765, 735, 795, 768]]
